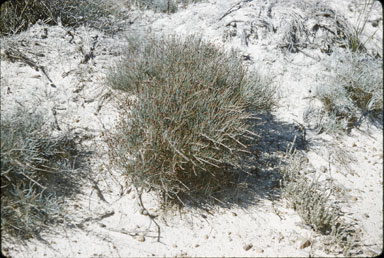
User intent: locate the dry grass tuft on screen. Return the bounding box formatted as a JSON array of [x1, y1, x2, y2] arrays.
[[304, 48, 383, 134], [0, 0, 127, 36], [280, 147, 340, 234], [1, 109, 83, 240], [106, 34, 275, 207], [279, 144, 362, 256]]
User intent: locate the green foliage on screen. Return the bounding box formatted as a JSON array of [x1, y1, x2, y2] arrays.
[[107, 34, 275, 206], [1, 110, 80, 239]]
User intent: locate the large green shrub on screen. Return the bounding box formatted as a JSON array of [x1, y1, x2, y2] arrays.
[[107, 35, 275, 205]]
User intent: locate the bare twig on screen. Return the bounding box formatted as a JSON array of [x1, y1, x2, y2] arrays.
[[4, 48, 56, 87], [89, 177, 110, 204], [135, 186, 161, 242], [218, 0, 253, 21]]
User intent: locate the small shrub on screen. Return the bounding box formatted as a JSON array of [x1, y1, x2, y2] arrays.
[[0, 0, 124, 36], [1, 110, 81, 240], [0, 0, 50, 35], [280, 149, 340, 234], [107, 34, 275, 206], [280, 147, 361, 255], [305, 48, 383, 133]]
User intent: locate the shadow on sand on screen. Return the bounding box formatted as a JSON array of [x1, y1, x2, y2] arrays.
[[181, 112, 309, 210]]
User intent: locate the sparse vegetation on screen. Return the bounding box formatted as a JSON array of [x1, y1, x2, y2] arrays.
[[125, 0, 204, 13], [310, 48, 382, 133], [0, 0, 379, 256], [303, 0, 382, 134], [279, 146, 361, 256], [0, 0, 126, 36], [107, 34, 275, 206], [0, 0, 206, 36], [1, 110, 82, 240], [280, 147, 340, 234], [347, 0, 379, 53]]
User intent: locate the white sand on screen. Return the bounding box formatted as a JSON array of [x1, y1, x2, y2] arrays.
[[1, 0, 382, 257]]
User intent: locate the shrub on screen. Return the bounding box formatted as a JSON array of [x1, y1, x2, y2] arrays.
[[0, 0, 124, 36], [280, 149, 340, 234], [1, 110, 81, 240], [305, 48, 383, 133], [107, 34, 275, 206], [0, 0, 50, 35], [279, 147, 361, 255]]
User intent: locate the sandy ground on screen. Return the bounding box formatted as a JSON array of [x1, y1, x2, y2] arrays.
[[1, 0, 383, 257]]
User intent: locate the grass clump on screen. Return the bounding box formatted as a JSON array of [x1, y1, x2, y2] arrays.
[[107, 34, 275, 206], [0, 0, 124, 36], [1, 110, 81, 240], [305, 48, 383, 133], [347, 0, 380, 54], [280, 146, 361, 256], [280, 148, 340, 234]]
